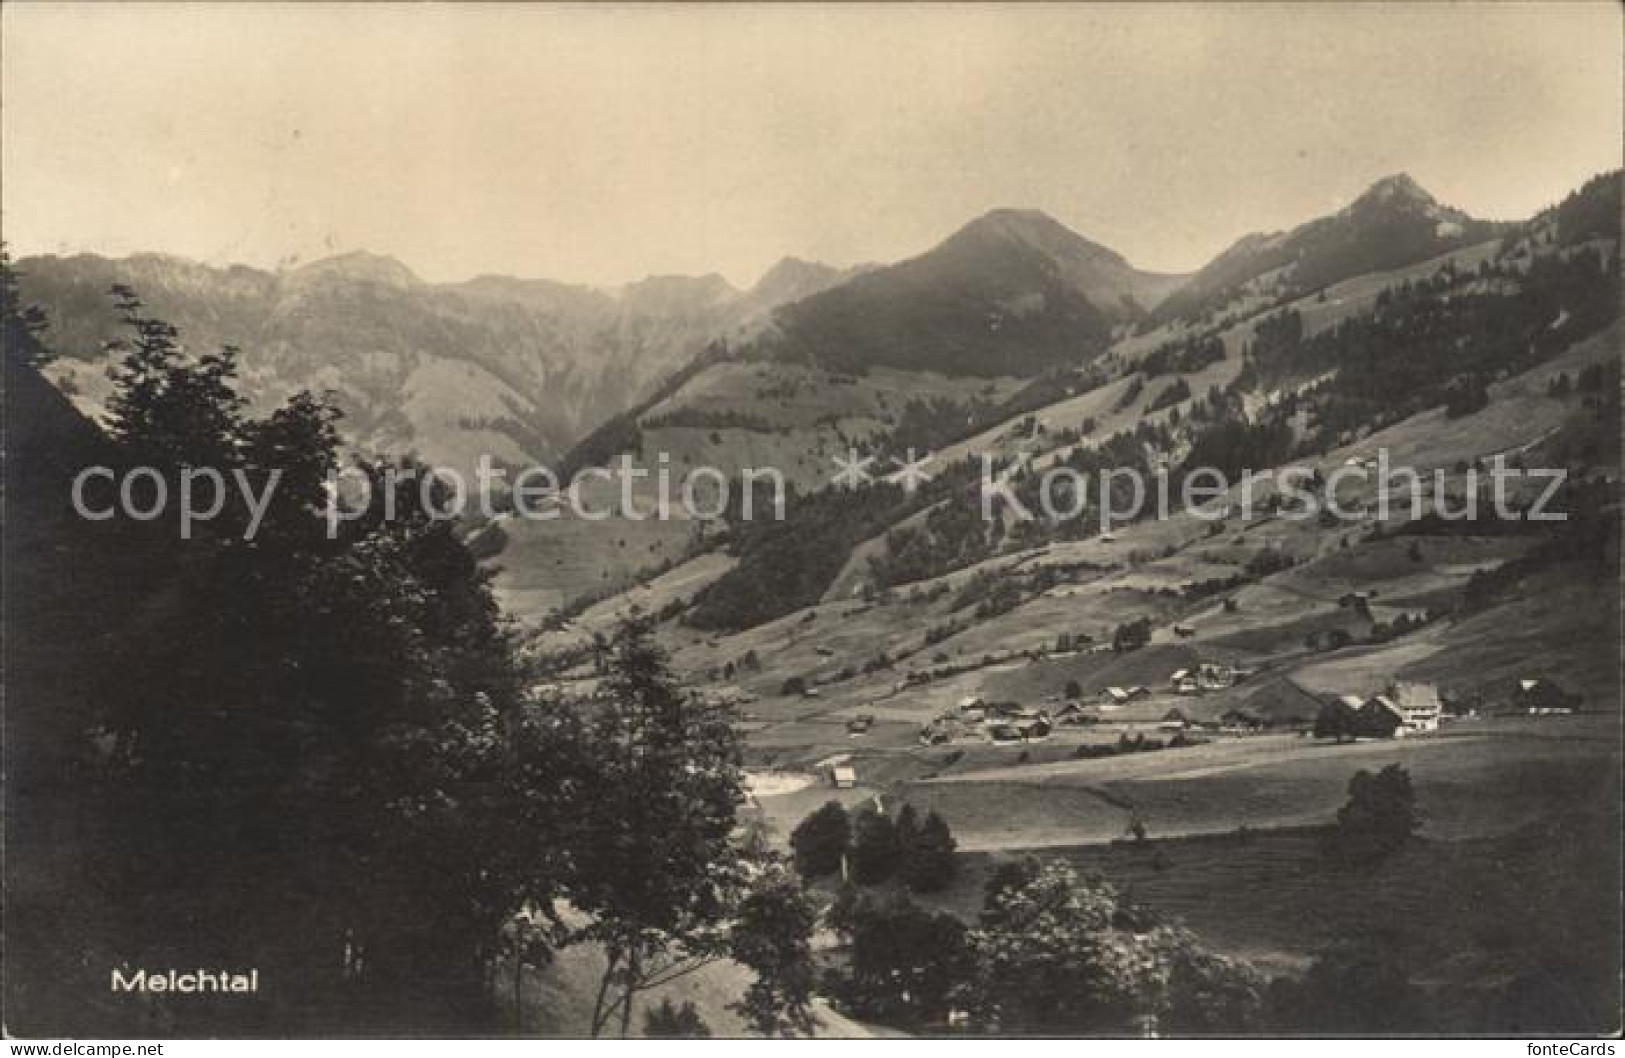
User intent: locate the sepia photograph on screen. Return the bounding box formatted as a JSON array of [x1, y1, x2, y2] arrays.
[[2, 1, 1621, 1044]]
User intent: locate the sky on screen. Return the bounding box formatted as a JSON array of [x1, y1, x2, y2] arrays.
[[3, 2, 1620, 287]]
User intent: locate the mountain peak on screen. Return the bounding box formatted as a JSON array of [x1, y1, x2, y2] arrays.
[[950, 208, 1131, 269], [750, 256, 838, 298], [288, 251, 420, 288], [972, 206, 1066, 227], [1153, 172, 1491, 324], [1353, 172, 1437, 209]]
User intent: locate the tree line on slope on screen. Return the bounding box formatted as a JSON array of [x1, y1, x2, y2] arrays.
[[592, 183, 1619, 639], [1240, 245, 1619, 446]]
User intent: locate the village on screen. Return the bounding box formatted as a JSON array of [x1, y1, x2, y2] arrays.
[[891, 663, 1583, 753], [788, 659, 1591, 792]]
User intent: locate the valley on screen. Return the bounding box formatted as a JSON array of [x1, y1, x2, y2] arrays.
[[8, 1, 1621, 1040], [17, 164, 1622, 1036], [494, 170, 1620, 1032]]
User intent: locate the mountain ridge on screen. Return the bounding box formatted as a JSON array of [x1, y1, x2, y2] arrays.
[[1151, 173, 1506, 324], [16, 249, 853, 475], [757, 206, 1184, 378]]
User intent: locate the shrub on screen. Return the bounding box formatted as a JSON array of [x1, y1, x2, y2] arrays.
[[849, 806, 902, 885], [789, 801, 851, 878], [1328, 764, 1418, 861], [644, 999, 712, 1038], [901, 810, 958, 893]]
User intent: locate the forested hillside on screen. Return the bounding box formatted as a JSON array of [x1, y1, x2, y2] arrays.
[[1, 263, 822, 1036]]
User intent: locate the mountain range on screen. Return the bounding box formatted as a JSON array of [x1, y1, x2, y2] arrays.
[[17, 250, 860, 474], [11, 171, 1582, 485], [9, 163, 1621, 1039]]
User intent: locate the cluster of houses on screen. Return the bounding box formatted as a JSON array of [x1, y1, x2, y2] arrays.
[[907, 662, 1257, 746], [1307, 676, 1582, 737], [1082, 666, 1247, 710], [918, 697, 1055, 746], [822, 672, 1582, 790], [1072, 663, 1247, 715], [1339, 676, 1580, 730], [1167, 662, 1245, 695], [1201, 672, 1583, 738], [897, 672, 1582, 753], [1314, 681, 1445, 738]]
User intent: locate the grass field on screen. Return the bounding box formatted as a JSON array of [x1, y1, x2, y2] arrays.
[[492, 512, 699, 624], [877, 710, 1623, 1033], [905, 715, 1619, 844], [928, 802, 1620, 1033], [745, 714, 1622, 1033]]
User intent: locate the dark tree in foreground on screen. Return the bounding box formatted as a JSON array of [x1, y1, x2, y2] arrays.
[[789, 800, 851, 878], [963, 861, 1270, 1035], [567, 617, 748, 1037], [3, 279, 564, 1034], [1314, 700, 1357, 742], [643, 999, 711, 1038], [1330, 764, 1419, 861], [894, 802, 921, 874], [824, 880, 863, 938], [980, 856, 1042, 914], [820, 855, 1270, 1035], [728, 861, 821, 1037], [837, 894, 971, 1025], [967, 861, 1148, 1032], [1, 246, 54, 369], [1160, 932, 1267, 1034], [562, 617, 821, 1038], [3, 280, 809, 1038], [849, 805, 902, 884], [902, 810, 959, 893]]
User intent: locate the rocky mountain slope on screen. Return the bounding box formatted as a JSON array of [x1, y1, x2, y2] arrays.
[[17, 250, 857, 474]]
